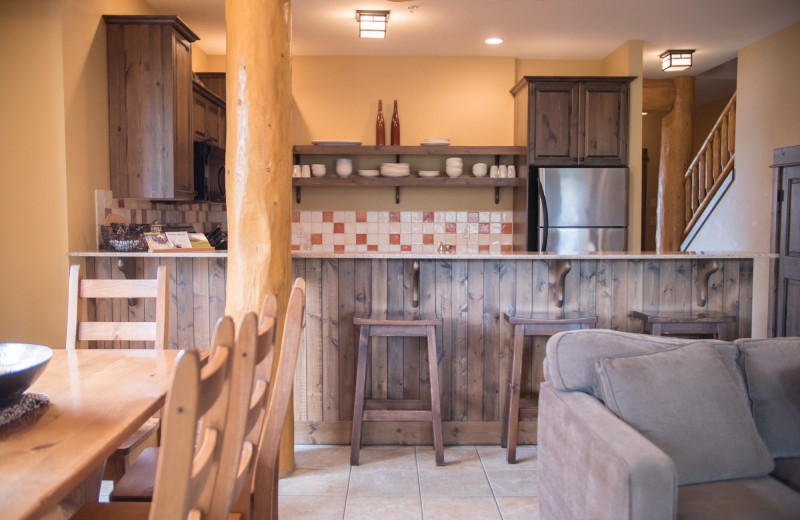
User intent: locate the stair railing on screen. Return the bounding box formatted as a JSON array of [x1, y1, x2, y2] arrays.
[[683, 92, 736, 240]]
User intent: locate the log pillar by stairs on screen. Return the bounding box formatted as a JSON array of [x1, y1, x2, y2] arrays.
[[655, 76, 695, 252]]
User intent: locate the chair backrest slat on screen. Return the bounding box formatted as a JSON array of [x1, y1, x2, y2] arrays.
[[65, 264, 169, 349]]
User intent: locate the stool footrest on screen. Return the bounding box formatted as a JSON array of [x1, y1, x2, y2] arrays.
[[363, 399, 432, 422], [363, 409, 433, 421], [366, 399, 430, 411]]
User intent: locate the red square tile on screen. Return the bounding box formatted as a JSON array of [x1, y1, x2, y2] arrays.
[[423, 234, 434, 245], [502, 223, 513, 234], [479, 245, 489, 253], [291, 244, 300, 251], [367, 245, 378, 251], [501, 245, 512, 253], [104, 208, 112, 217], [322, 211, 333, 222], [291, 211, 300, 222], [356, 211, 367, 222], [118, 199, 125, 208], [356, 234, 367, 244], [445, 222, 456, 233], [129, 210, 137, 224], [334, 223, 345, 233], [401, 245, 411, 252], [468, 212, 479, 223], [390, 234, 400, 244], [479, 223, 490, 234], [389, 211, 401, 222], [311, 234, 322, 245], [334, 245, 345, 252], [423, 211, 434, 223]]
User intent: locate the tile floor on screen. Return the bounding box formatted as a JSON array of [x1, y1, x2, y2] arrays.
[[279, 445, 540, 520]]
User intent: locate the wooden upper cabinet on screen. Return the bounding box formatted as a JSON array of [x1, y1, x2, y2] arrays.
[[513, 76, 633, 166], [104, 15, 198, 200], [192, 82, 226, 148]]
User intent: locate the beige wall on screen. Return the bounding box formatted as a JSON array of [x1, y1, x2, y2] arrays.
[[687, 21, 800, 337], [0, 0, 155, 348]]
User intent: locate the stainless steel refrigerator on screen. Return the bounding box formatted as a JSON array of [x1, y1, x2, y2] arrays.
[[527, 167, 629, 253]]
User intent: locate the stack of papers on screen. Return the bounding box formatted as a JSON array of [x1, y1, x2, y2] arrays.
[[145, 232, 215, 252]]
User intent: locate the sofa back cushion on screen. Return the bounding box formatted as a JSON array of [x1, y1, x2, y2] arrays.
[[736, 337, 800, 458], [545, 329, 745, 401], [595, 342, 774, 485]]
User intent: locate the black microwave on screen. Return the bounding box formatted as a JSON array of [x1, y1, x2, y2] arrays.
[[193, 141, 225, 202]]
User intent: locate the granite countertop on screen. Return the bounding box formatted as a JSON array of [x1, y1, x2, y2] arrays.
[[69, 251, 776, 260]]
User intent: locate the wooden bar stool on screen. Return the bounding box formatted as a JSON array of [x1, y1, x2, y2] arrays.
[[502, 312, 597, 463], [351, 316, 445, 467], [629, 311, 736, 341]]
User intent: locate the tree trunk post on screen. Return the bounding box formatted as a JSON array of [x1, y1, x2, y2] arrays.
[[655, 76, 694, 252], [225, 0, 294, 474]]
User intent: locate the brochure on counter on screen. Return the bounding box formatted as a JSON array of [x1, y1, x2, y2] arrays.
[[144, 231, 215, 252]]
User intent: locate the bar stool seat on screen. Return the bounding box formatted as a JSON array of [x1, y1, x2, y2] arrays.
[[629, 311, 736, 341], [351, 315, 445, 466], [502, 312, 597, 463]]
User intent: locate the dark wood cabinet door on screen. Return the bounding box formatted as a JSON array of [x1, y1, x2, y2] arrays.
[[207, 103, 221, 146], [776, 159, 800, 336], [173, 36, 193, 198], [580, 82, 628, 165], [529, 82, 578, 165]]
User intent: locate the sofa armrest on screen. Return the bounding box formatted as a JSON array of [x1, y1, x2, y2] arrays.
[[538, 382, 678, 520]]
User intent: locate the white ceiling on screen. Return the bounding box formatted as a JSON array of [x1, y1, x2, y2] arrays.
[[147, 0, 800, 79]]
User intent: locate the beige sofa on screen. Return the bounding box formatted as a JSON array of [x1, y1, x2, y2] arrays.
[[538, 330, 800, 520]]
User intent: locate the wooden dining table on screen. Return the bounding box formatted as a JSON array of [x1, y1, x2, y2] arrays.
[[0, 348, 179, 520]]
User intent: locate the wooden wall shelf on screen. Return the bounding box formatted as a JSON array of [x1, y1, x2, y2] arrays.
[[293, 145, 525, 156]]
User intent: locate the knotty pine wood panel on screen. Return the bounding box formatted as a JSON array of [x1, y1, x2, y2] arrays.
[[84, 256, 226, 350], [291, 257, 754, 446]]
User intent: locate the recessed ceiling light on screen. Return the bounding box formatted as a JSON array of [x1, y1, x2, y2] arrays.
[[485, 37, 503, 45]]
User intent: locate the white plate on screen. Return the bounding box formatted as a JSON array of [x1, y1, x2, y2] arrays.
[[358, 169, 380, 177], [381, 170, 411, 177], [420, 142, 451, 146], [311, 140, 362, 146], [418, 170, 440, 177]]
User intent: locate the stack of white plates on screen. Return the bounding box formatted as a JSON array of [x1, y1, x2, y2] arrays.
[[380, 163, 410, 177], [421, 138, 450, 146], [418, 170, 440, 177], [358, 169, 380, 177]]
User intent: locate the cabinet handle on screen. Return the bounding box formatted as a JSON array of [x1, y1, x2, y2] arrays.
[[412, 260, 420, 308]]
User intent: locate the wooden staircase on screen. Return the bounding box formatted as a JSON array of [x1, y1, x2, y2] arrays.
[[681, 92, 736, 246]]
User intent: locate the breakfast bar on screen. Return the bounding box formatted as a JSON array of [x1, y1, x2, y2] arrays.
[[70, 250, 764, 445]]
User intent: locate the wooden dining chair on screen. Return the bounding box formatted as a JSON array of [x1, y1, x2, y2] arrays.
[[65, 264, 169, 483], [242, 278, 306, 520], [72, 341, 235, 519], [110, 297, 278, 516]]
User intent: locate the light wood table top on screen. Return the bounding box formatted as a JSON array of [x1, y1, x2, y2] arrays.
[[0, 349, 179, 520]]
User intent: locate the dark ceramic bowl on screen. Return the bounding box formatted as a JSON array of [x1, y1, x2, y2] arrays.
[[0, 343, 53, 405]]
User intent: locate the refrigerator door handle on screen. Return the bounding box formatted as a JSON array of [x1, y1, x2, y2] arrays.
[[538, 176, 549, 251]]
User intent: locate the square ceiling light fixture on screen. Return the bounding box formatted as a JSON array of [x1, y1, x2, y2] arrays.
[[660, 49, 695, 72], [356, 10, 390, 38]]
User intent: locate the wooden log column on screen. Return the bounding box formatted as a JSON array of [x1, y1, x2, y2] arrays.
[[656, 76, 694, 251], [225, 0, 294, 473]]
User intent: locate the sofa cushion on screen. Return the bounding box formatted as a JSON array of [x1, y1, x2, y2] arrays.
[[677, 477, 800, 520], [546, 329, 745, 402], [735, 337, 800, 458], [595, 342, 774, 485], [772, 457, 800, 494]]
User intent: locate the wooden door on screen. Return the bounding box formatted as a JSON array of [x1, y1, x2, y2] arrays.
[[580, 81, 628, 165], [529, 81, 578, 165], [772, 145, 800, 337]]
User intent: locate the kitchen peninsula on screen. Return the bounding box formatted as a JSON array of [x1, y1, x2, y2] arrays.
[[69, 249, 766, 445]]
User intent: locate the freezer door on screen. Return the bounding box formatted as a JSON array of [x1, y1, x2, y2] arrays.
[[540, 168, 628, 227], [543, 227, 627, 253]]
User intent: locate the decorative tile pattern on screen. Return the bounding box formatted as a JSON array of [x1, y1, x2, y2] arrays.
[[292, 210, 514, 254]]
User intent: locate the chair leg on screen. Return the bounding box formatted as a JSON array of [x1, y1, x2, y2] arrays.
[[350, 325, 370, 465], [506, 325, 525, 464], [426, 325, 444, 466], [500, 328, 516, 449]]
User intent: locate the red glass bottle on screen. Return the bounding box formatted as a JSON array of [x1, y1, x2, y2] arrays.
[[390, 100, 400, 146], [376, 100, 386, 146]]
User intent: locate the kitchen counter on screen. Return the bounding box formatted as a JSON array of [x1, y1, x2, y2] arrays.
[[72, 250, 757, 446]]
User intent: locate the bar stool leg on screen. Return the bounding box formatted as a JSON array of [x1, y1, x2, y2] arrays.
[[506, 325, 525, 464], [426, 325, 444, 466], [350, 325, 370, 465], [500, 328, 515, 449]]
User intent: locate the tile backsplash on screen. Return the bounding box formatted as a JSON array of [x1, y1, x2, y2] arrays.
[[96, 191, 514, 254], [292, 210, 514, 254]]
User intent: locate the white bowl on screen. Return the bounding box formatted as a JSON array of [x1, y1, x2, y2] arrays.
[[472, 168, 488, 178], [336, 170, 353, 178], [445, 168, 462, 178]]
